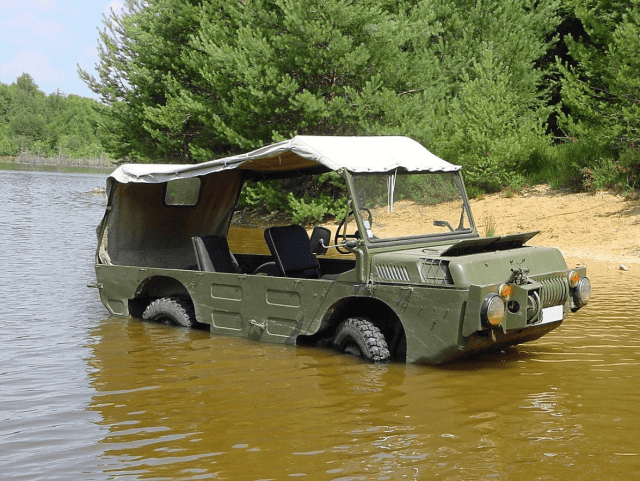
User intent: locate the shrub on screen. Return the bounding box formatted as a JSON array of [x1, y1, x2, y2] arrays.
[[237, 172, 348, 224]]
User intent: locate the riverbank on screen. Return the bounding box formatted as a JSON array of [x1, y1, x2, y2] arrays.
[[0, 161, 114, 174], [0, 153, 116, 173], [470, 184, 640, 273], [236, 183, 640, 271]]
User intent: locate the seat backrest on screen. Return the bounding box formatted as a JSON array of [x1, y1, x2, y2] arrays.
[[264, 225, 321, 278], [192, 235, 241, 273]]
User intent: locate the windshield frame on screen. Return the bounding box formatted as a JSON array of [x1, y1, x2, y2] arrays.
[[344, 170, 478, 246]]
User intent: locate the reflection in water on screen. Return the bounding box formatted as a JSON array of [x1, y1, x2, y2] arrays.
[[2, 169, 640, 480], [86, 264, 640, 481], [0, 170, 108, 479], [87, 318, 414, 479]]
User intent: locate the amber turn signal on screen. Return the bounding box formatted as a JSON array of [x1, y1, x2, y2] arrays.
[[568, 270, 581, 288], [499, 283, 514, 301]]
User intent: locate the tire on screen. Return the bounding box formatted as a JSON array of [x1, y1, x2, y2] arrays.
[[142, 297, 196, 327], [334, 317, 390, 363]]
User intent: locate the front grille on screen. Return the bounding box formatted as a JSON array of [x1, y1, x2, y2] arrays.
[[375, 264, 411, 282], [538, 276, 568, 308]]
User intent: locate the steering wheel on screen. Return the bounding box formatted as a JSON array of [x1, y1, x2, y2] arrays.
[[334, 209, 372, 254]]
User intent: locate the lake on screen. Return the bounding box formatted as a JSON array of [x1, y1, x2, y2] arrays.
[[0, 169, 638, 480]]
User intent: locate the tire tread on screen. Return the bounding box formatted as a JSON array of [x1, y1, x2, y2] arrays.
[[142, 297, 196, 327], [334, 317, 390, 363]]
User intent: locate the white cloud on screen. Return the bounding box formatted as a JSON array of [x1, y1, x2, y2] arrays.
[[0, 0, 57, 11], [1, 12, 65, 46], [0, 51, 65, 87]]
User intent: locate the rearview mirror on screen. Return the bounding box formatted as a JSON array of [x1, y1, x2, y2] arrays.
[[309, 226, 331, 255]]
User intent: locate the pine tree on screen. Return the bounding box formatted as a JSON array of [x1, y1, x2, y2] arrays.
[[560, 0, 640, 150], [81, 0, 562, 193], [81, 0, 416, 162], [378, 0, 562, 191]]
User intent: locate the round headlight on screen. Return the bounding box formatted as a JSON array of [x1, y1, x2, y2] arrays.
[[481, 294, 505, 328], [573, 277, 591, 307]]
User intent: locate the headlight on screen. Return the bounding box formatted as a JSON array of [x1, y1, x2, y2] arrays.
[[573, 277, 591, 307], [481, 294, 505, 328]]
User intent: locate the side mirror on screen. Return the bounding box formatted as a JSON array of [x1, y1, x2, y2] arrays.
[[309, 226, 331, 255]]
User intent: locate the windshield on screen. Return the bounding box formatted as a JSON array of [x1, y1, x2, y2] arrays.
[[351, 171, 474, 241]]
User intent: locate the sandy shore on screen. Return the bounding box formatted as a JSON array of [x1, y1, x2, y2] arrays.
[[236, 183, 639, 280], [468, 185, 639, 279]]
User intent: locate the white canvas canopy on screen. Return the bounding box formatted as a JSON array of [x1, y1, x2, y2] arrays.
[[107, 136, 459, 192], [99, 136, 461, 268]]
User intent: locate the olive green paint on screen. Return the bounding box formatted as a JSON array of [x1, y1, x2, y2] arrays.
[[94, 142, 589, 365]]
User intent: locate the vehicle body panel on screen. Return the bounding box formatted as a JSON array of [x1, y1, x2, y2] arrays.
[[93, 136, 589, 364]]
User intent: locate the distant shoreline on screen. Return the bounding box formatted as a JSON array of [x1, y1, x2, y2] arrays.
[[0, 155, 115, 174], [0, 162, 114, 174]]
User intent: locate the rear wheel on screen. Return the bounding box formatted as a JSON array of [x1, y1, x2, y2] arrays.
[[142, 297, 196, 327], [334, 317, 390, 363]]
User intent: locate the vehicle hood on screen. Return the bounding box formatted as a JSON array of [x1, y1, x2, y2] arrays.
[[369, 233, 568, 287]]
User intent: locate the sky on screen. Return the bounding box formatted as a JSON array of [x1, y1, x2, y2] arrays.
[[0, 0, 125, 99]]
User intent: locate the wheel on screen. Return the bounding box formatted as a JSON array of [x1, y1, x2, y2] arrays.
[[334, 318, 390, 363], [142, 297, 196, 327]]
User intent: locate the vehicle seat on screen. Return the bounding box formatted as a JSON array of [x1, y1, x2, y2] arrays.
[[192, 235, 242, 273], [264, 225, 321, 279]]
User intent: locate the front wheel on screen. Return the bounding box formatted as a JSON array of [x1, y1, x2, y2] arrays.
[[142, 297, 196, 327], [334, 318, 390, 363]]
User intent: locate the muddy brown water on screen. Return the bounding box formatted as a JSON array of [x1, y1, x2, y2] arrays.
[[1, 169, 639, 480]]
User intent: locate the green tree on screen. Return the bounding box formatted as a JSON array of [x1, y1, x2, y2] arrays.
[[384, 0, 561, 191], [554, 0, 640, 190], [81, 0, 562, 195], [0, 75, 106, 158], [0, 83, 17, 155], [7, 74, 48, 153], [80, 0, 421, 161], [44, 94, 106, 157], [560, 0, 640, 150], [80, 0, 206, 161]]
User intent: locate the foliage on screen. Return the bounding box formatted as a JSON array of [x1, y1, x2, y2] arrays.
[[559, 1, 640, 148], [79, 0, 208, 162], [81, 0, 560, 186], [80, 0, 416, 162], [0, 74, 105, 158], [237, 172, 348, 224], [74, 0, 640, 198], [558, 0, 640, 189]]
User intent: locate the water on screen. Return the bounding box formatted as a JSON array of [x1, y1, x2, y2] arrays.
[[1, 169, 639, 480]]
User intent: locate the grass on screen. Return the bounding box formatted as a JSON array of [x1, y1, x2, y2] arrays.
[[483, 213, 497, 237]]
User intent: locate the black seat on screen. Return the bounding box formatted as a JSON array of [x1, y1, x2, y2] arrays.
[[192, 235, 242, 273], [264, 225, 321, 278]]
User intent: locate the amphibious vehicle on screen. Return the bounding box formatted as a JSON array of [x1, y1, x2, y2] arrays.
[[93, 136, 590, 364]]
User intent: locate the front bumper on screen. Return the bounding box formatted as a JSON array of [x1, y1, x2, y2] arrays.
[[462, 267, 588, 337]]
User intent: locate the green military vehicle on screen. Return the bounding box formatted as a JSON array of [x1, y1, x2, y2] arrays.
[[93, 136, 590, 364]]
